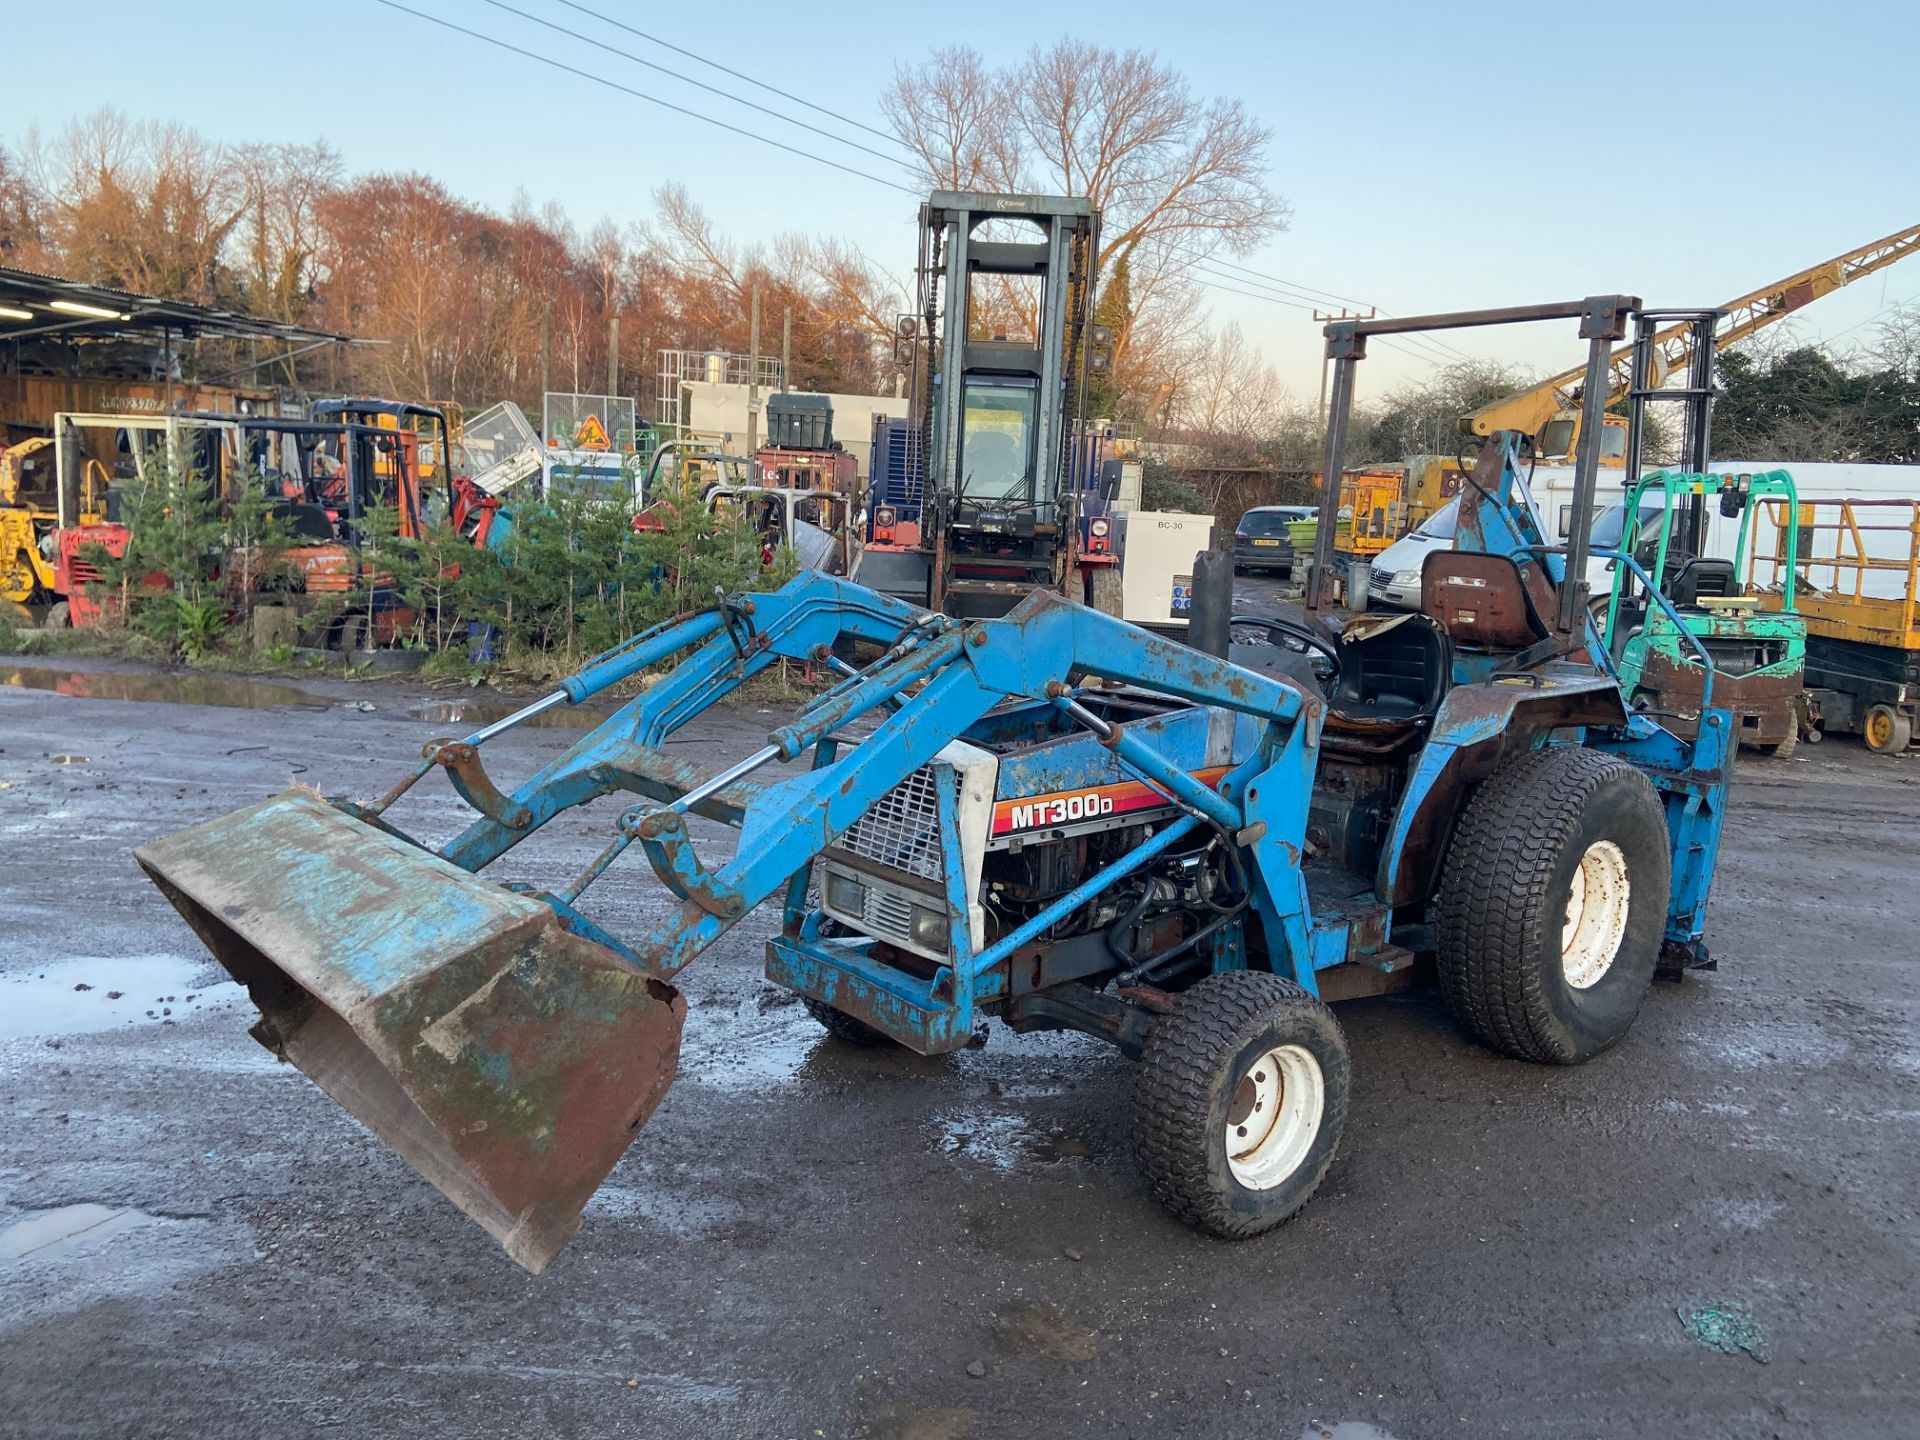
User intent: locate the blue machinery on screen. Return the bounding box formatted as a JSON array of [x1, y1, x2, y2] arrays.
[[137, 296, 1734, 1273]]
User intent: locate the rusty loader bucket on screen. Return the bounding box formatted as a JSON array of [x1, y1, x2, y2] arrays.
[[134, 790, 685, 1274], [130, 576, 984, 1271]]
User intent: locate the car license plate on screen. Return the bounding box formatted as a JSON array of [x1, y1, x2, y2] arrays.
[[1253, 538, 1280, 547]]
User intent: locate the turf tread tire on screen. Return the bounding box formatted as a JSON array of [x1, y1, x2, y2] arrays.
[[801, 996, 894, 1047], [1131, 971, 1349, 1239], [1436, 746, 1669, 1066]]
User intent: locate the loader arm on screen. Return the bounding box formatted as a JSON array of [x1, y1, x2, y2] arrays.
[[136, 572, 1322, 1273], [420, 577, 1321, 980]]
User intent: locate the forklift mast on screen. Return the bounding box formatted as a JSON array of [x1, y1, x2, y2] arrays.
[[915, 191, 1099, 618], [1624, 309, 1722, 555]]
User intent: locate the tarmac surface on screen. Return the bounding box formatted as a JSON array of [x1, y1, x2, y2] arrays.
[[1, 631, 1917, 1439]]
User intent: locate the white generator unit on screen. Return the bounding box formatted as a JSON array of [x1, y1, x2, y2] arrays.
[[1117, 510, 1216, 630]]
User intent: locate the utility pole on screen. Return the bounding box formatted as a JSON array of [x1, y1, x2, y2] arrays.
[[747, 286, 762, 461], [1313, 307, 1375, 431], [607, 314, 619, 401], [540, 300, 551, 409], [781, 306, 791, 395]]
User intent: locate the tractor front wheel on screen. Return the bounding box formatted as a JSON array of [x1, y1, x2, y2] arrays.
[[1130, 971, 1350, 1238], [1437, 747, 1671, 1065], [801, 996, 895, 1047]]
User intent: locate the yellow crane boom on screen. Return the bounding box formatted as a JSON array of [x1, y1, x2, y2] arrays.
[[1460, 222, 1920, 446]]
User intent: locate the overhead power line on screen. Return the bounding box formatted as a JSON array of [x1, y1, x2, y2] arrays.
[[1197, 252, 1373, 311], [546, 0, 908, 150], [1189, 265, 1317, 312], [521, 3, 1416, 344], [1186, 264, 1455, 370], [1163, 237, 1467, 365], [1820, 288, 1920, 346], [1184, 273, 1443, 373], [371, 0, 919, 194], [380, 0, 1442, 371], [478, 0, 908, 169], [1182, 247, 1477, 365]]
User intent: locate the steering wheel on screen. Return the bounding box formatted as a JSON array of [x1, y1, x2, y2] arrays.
[[1229, 614, 1340, 685]]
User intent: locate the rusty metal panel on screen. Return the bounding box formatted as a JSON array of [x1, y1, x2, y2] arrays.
[[1635, 652, 1800, 746]]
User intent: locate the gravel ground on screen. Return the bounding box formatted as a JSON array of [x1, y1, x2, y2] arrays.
[[0, 638, 1915, 1439]]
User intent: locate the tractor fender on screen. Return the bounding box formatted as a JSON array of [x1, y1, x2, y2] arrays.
[[1376, 677, 1629, 909]]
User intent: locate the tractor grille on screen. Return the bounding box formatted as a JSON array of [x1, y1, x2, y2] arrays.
[[863, 886, 918, 945], [834, 764, 947, 881]]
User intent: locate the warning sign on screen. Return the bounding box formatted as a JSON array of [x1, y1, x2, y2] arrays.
[[573, 413, 612, 451]]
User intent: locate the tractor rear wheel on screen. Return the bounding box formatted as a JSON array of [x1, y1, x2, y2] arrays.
[[43, 601, 70, 630], [801, 996, 895, 1047], [1437, 746, 1671, 1065], [1130, 971, 1349, 1238]]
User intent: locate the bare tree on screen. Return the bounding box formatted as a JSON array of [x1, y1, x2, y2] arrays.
[[649, 183, 747, 312], [794, 236, 907, 350], [27, 110, 248, 302], [881, 47, 1021, 191], [1866, 301, 1920, 378], [0, 144, 45, 264], [236, 141, 340, 319], [1011, 41, 1283, 263], [882, 42, 1286, 421], [1169, 321, 1287, 442]]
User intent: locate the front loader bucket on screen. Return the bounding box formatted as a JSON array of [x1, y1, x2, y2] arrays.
[[133, 790, 685, 1274]]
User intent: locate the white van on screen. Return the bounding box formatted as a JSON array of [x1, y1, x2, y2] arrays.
[[1367, 503, 1458, 608]]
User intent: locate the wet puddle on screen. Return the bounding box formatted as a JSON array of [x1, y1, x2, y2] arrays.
[[0, 1202, 241, 1330], [676, 1002, 954, 1094], [0, 954, 242, 1041], [993, 1300, 1100, 1362], [409, 698, 605, 731], [857, 1404, 976, 1440], [934, 1108, 1093, 1170], [1, 665, 329, 710], [0, 1203, 168, 1263]]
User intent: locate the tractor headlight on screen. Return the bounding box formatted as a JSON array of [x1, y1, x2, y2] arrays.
[[909, 904, 948, 950], [874, 505, 896, 527], [1090, 517, 1111, 538], [825, 872, 867, 916]]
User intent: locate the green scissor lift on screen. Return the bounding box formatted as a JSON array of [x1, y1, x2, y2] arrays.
[[1605, 467, 1806, 755]]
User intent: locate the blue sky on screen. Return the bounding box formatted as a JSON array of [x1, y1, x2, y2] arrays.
[[9, 0, 1916, 402]]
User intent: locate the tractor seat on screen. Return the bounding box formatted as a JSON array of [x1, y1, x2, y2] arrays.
[[272, 502, 338, 542], [1327, 611, 1452, 726], [1420, 550, 1550, 651], [1667, 556, 1736, 607]]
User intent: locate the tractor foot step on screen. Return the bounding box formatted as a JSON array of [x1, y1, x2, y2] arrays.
[[1656, 938, 1715, 982]]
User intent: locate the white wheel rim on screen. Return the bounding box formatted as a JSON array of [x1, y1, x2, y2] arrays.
[[1561, 839, 1630, 990], [1225, 1043, 1324, 1190]]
